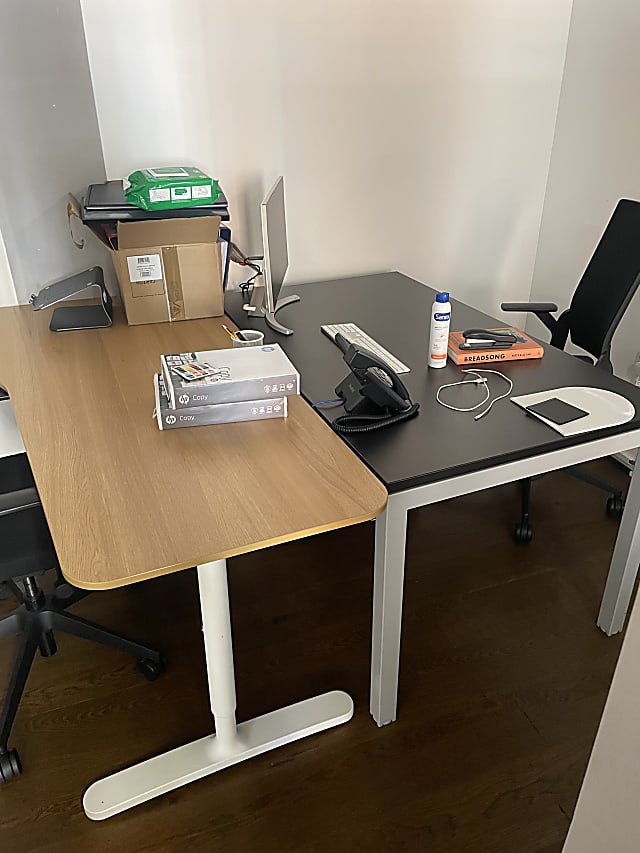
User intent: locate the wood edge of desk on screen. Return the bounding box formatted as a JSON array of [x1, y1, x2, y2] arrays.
[[64, 500, 387, 590]]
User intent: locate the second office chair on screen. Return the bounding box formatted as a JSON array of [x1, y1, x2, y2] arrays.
[[501, 198, 640, 541], [0, 451, 166, 782]]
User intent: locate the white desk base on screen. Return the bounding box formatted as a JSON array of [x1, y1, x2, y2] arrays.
[[83, 560, 353, 821], [370, 428, 640, 727]]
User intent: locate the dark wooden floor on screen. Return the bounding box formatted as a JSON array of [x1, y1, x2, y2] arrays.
[[0, 460, 631, 852]]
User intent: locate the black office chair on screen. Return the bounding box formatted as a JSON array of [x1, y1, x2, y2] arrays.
[[501, 198, 640, 542], [0, 452, 165, 782]]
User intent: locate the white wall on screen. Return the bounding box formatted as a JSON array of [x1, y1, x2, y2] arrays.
[[0, 228, 17, 307], [549, 6, 640, 842], [81, 0, 572, 311], [0, 0, 110, 304], [562, 584, 640, 853], [529, 0, 640, 378]]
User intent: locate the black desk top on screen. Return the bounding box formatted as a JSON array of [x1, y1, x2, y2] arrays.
[[226, 272, 640, 493]]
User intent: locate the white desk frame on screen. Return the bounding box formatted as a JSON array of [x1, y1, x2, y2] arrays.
[[370, 429, 640, 727], [84, 560, 353, 820]]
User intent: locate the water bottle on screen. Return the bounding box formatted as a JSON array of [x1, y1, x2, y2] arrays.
[[428, 292, 451, 368]]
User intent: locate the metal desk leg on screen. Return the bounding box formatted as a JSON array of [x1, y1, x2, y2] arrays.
[[598, 462, 640, 635], [370, 497, 408, 726], [83, 559, 353, 820]]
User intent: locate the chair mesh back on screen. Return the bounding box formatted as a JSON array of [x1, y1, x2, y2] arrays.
[[569, 199, 640, 360]]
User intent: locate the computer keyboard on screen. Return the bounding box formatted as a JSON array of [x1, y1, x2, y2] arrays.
[[320, 323, 411, 374]]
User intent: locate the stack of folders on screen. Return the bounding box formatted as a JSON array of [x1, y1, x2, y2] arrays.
[[153, 344, 300, 430]]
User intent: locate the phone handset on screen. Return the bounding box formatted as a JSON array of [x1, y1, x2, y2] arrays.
[[332, 334, 420, 433]]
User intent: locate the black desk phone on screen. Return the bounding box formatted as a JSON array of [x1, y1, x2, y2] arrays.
[[332, 333, 420, 433]]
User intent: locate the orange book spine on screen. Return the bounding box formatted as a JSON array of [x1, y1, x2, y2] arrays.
[[447, 346, 543, 365]]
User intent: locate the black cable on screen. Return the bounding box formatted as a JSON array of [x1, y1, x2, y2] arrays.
[[229, 241, 263, 301], [311, 398, 345, 408], [332, 402, 420, 434], [239, 267, 262, 302], [230, 241, 261, 273]]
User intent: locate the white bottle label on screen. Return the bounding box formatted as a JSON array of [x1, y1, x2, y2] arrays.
[[429, 311, 450, 366]]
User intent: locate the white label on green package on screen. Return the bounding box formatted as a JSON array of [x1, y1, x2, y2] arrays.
[[127, 253, 162, 282], [192, 185, 212, 199], [171, 186, 192, 201], [147, 167, 189, 178], [149, 187, 170, 202]]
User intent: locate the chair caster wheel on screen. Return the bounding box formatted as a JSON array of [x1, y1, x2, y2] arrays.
[[606, 496, 624, 518], [137, 656, 166, 682], [0, 748, 22, 782], [514, 521, 533, 543]]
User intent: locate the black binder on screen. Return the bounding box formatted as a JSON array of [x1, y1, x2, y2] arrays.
[[81, 181, 230, 222]]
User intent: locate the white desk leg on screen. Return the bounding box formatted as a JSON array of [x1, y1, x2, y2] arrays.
[[83, 559, 353, 820], [598, 462, 640, 636], [370, 497, 408, 727]]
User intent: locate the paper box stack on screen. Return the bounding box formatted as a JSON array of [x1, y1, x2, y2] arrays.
[[154, 344, 300, 430]]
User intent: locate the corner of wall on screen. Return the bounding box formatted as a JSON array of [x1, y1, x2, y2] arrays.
[[0, 226, 18, 307]]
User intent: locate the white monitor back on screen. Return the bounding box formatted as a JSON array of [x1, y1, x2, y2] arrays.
[[261, 176, 288, 312]]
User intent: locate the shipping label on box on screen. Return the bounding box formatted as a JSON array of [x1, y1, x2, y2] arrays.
[[126, 253, 163, 282]]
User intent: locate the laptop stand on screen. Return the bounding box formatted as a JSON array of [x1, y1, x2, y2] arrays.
[[30, 267, 112, 331]]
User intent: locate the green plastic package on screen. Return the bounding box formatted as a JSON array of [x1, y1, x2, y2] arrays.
[[125, 166, 220, 211]]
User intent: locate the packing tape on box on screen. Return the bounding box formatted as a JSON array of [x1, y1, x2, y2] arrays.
[[162, 247, 184, 321]]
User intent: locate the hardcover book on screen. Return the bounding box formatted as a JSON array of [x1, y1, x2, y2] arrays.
[[447, 327, 544, 365], [160, 343, 300, 409], [153, 374, 287, 430]]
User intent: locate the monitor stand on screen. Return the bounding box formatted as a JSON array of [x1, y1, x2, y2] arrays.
[[242, 275, 300, 336], [265, 293, 300, 336]]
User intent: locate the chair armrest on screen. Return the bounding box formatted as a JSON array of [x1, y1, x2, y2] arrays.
[[500, 301, 561, 340], [0, 487, 40, 517], [501, 302, 559, 313]]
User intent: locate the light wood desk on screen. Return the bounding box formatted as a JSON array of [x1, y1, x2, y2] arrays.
[[0, 306, 386, 819]]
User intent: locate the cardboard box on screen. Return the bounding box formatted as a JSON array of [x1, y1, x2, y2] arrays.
[[111, 216, 223, 325], [80, 211, 221, 325]]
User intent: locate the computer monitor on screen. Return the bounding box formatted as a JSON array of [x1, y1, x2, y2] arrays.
[[243, 176, 300, 335], [262, 176, 288, 312]]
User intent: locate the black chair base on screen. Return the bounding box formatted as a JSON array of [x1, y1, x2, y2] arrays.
[[0, 575, 165, 781], [514, 469, 625, 543], [566, 465, 625, 516], [513, 477, 534, 542]]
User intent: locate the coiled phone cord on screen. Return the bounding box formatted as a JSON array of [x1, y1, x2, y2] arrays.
[[332, 401, 420, 434]]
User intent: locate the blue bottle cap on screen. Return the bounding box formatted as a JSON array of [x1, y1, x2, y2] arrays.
[[436, 292, 450, 303]]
